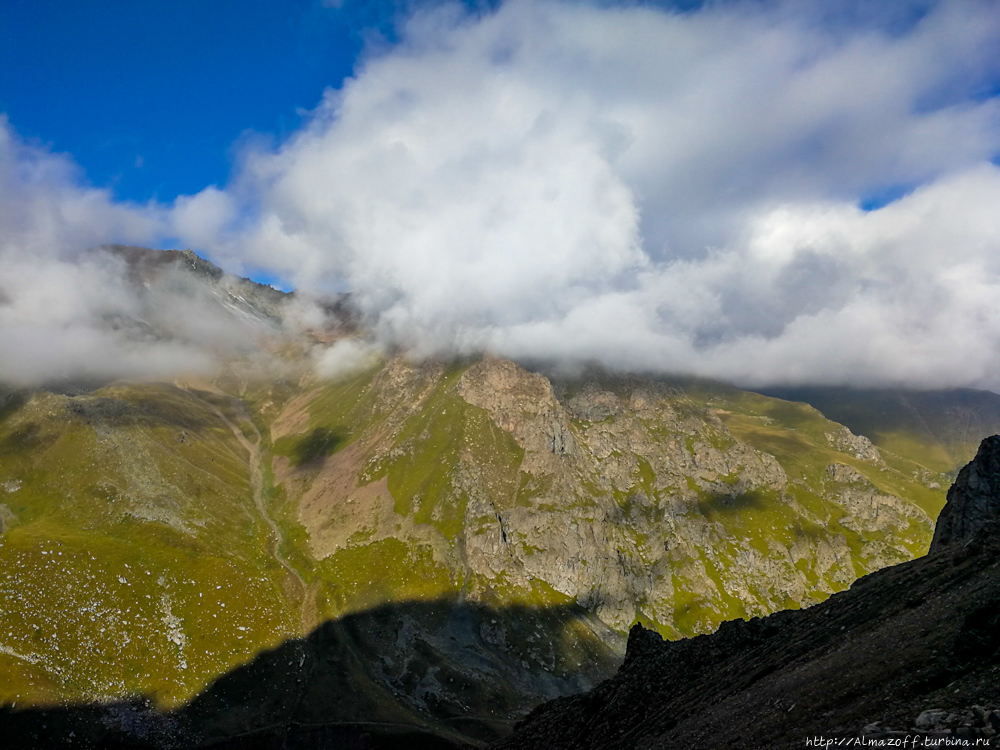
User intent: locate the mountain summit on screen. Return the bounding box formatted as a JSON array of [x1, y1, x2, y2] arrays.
[[2, 249, 1000, 747]]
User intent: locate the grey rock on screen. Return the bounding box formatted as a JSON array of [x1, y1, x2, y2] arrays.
[[826, 462, 865, 483], [825, 426, 882, 463], [916, 709, 948, 729], [931, 435, 1000, 551]]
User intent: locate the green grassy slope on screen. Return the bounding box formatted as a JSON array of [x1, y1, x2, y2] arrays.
[[0, 384, 297, 708], [2, 359, 989, 742]]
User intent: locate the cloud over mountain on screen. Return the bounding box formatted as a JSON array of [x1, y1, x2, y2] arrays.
[[3, 1, 1000, 389], [0, 122, 276, 385], [174, 0, 1000, 388]]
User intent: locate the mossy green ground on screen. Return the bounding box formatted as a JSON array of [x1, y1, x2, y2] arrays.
[[0, 385, 297, 708]]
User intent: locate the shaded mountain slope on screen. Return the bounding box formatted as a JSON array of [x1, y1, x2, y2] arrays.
[[0, 598, 616, 749], [492, 439, 1000, 749], [759, 385, 1000, 476]]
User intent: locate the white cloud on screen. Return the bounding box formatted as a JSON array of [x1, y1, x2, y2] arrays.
[[5, 1, 1000, 390], [0, 120, 280, 386], [0, 116, 161, 259], [314, 338, 382, 380], [173, 0, 1000, 389]]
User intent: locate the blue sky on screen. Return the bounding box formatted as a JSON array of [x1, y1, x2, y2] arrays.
[[0, 0, 957, 206], [0, 0, 366, 202]]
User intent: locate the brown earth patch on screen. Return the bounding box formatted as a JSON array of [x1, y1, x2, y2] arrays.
[[269, 387, 322, 443]]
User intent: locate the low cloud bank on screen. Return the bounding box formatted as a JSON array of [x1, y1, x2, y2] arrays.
[[0, 121, 194, 386], [314, 338, 382, 380], [0, 122, 296, 385], [4, 1, 1000, 390]]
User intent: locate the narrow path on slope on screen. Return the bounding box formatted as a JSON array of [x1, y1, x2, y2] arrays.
[[180, 385, 313, 634]]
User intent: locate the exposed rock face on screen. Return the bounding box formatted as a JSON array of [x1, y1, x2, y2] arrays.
[[455, 360, 796, 631], [931, 435, 1000, 551], [826, 462, 865, 483], [279, 356, 936, 644], [825, 426, 882, 463], [491, 519, 1000, 750]]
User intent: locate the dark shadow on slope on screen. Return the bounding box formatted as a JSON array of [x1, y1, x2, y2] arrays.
[[288, 427, 350, 467], [696, 488, 770, 518], [0, 597, 620, 750], [0, 390, 26, 422]]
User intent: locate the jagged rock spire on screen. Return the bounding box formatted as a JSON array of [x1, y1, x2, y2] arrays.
[[931, 435, 1000, 552]]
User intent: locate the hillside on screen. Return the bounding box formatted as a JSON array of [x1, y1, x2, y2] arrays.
[[759, 385, 1000, 476], [1, 248, 996, 746], [492, 438, 1000, 749], [260, 357, 947, 641]]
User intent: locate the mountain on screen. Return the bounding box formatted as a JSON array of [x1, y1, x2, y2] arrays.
[[265, 357, 946, 641], [94, 245, 291, 329], [1, 247, 998, 747], [493, 437, 1000, 749], [758, 385, 1000, 477]]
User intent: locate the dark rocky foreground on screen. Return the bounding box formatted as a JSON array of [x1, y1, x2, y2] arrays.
[[932, 434, 1000, 551], [491, 437, 1000, 749]]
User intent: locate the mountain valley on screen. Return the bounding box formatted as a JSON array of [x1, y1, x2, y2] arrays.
[[1, 248, 999, 748]]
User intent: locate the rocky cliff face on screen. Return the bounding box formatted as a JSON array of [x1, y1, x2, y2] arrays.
[[273, 355, 941, 649], [931, 435, 1000, 551], [491, 439, 1000, 749]]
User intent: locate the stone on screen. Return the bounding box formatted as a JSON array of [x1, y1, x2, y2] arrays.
[[825, 426, 882, 463], [826, 462, 866, 484], [915, 709, 948, 729], [931, 435, 1000, 551]]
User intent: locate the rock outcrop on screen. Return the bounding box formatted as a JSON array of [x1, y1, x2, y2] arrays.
[[280, 356, 936, 643], [490, 441, 1000, 749], [931, 434, 1000, 551]]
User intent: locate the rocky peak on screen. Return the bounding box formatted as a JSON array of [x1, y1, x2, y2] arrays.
[[623, 622, 667, 667], [825, 425, 882, 463], [930, 435, 1000, 552]]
